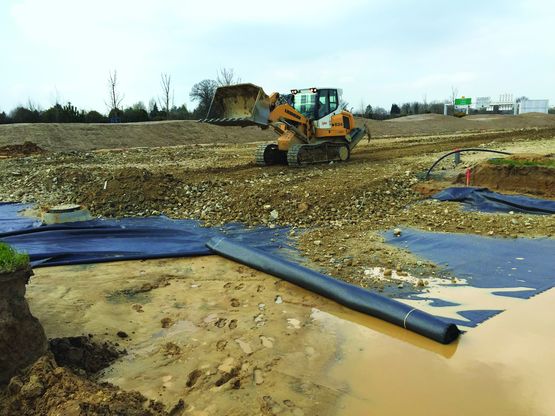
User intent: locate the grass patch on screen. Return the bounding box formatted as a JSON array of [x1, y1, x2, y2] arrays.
[[0, 243, 29, 273], [489, 157, 555, 169]]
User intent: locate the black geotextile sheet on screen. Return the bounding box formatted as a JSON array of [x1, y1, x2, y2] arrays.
[[432, 187, 555, 214], [1, 202, 461, 344], [0, 202, 42, 233], [385, 228, 555, 327], [0, 203, 297, 267]]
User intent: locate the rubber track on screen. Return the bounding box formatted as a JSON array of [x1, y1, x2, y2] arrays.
[[255, 143, 269, 166], [287, 142, 349, 167]]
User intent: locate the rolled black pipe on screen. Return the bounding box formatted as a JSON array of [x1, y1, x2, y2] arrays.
[[207, 237, 460, 344]]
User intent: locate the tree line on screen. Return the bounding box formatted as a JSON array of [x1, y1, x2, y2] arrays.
[[0, 68, 239, 125], [0, 101, 194, 124], [2, 72, 553, 124], [353, 100, 448, 120]]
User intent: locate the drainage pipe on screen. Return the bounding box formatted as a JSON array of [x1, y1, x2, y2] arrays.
[[426, 148, 512, 179], [207, 237, 460, 344]]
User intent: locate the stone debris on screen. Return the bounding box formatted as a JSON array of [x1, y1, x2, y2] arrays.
[[287, 318, 301, 329], [253, 368, 264, 385], [235, 339, 253, 355], [259, 336, 274, 348]]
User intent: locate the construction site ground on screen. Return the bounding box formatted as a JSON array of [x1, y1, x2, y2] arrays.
[[1, 113, 554, 415]]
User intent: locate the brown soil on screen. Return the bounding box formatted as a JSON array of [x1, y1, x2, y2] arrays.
[[412, 181, 455, 197], [0, 141, 45, 158], [457, 154, 555, 197], [0, 269, 175, 416], [0, 268, 47, 385], [49, 336, 125, 376], [379, 113, 555, 137], [22, 254, 555, 416], [79, 167, 184, 215], [0, 121, 275, 152], [0, 354, 178, 416]]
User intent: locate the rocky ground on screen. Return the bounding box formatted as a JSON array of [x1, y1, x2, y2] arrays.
[[1, 122, 554, 415], [0, 126, 553, 292]]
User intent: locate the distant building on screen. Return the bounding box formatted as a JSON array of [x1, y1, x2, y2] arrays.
[[517, 99, 549, 114], [450, 94, 550, 116], [487, 94, 514, 112], [475, 97, 491, 109]]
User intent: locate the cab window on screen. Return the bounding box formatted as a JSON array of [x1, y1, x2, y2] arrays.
[[293, 92, 317, 118], [317, 89, 338, 118], [318, 91, 329, 118], [329, 90, 338, 112]]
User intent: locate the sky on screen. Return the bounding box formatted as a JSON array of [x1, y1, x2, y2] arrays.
[[1, 0, 554, 114]]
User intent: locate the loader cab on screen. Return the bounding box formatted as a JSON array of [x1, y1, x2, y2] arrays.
[[291, 88, 341, 121]]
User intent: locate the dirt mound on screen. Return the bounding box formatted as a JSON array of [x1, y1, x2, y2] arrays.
[[78, 167, 183, 216], [0, 141, 45, 158], [0, 267, 47, 385], [49, 336, 125, 375], [0, 267, 176, 415], [0, 114, 554, 153], [457, 154, 555, 197], [0, 121, 274, 152], [0, 354, 177, 416], [517, 112, 553, 119], [386, 114, 454, 123], [465, 114, 504, 119], [363, 114, 555, 137], [509, 153, 555, 163]]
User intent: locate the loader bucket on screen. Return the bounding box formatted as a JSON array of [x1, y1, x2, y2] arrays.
[[201, 83, 270, 127]]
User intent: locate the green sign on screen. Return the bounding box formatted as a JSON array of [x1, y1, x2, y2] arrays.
[[455, 97, 472, 105]]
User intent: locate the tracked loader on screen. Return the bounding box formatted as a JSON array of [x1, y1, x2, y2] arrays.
[[201, 84, 369, 166]]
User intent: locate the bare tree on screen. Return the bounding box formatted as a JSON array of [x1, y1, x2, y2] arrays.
[[450, 85, 458, 106], [359, 99, 365, 116], [158, 73, 173, 119], [26, 98, 40, 112], [51, 87, 62, 106], [216, 68, 241, 86], [422, 93, 429, 112], [106, 70, 124, 112]]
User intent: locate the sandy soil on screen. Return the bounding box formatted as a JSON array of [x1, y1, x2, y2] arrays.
[[17, 255, 555, 416], [26, 257, 342, 415]]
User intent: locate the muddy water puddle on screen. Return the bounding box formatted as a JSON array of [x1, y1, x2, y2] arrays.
[[26, 256, 555, 415], [326, 287, 555, 416]]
